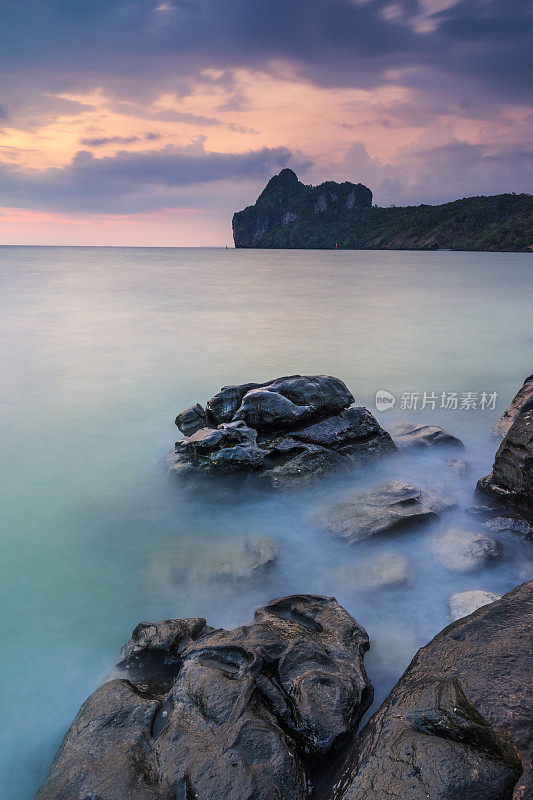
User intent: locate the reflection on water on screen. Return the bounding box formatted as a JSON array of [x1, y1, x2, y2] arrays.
[[0, 246, 531, 799]]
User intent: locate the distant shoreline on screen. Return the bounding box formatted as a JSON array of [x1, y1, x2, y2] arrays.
[[233, 169, 533, 253]]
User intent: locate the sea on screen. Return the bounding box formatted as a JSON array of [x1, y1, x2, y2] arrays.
[[0, 246, 531, 798]]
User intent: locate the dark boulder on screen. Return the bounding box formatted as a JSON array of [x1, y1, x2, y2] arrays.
[[318, 481, 454, 542], [324, 581, 532, 800], [477, 404, 533, 515], [492, 373, 533, 438], [390, 422, 464, 449], [207, 375, 354, 430], [170, 377, 396, 488], [36, 595, 372, 800]]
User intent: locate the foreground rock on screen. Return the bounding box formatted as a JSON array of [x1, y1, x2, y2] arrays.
[[478, 401, 533, 515], [430, 528, 501, 572], [492, 373, 533, 437], [170, 376, 396, 488], [390, 422, 463, 449], [319, 481, 454, 542], [325, 581, 532, 800], [447, 589, 502, 620], [37, 595, 372, 800]]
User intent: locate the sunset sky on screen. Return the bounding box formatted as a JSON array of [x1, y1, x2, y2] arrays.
[[1, 0, 531, 245]]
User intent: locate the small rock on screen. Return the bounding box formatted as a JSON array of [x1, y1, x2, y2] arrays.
[[483, 516, 533, 537], [336, 551, 409, 591], [319, 481, 454, 542], [175, 403, 207, 436], [447, 590, 502, 620], [260, 445, 351, 489], [446, 457, 471, 476], [430, 528, 501, 572], [196, 538, 280, 581], [389, 422, 463, 449]]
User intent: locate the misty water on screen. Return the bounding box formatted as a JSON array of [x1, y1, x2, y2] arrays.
[[1, 246, 532, 799]]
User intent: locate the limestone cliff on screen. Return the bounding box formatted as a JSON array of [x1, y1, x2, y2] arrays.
[[232, 169, 532, 251]]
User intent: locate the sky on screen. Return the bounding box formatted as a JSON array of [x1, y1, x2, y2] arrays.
[[0, 0, 531, 245]]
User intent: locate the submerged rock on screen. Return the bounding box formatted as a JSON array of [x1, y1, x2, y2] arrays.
[[447, 589, 501, 620], [484, 515, 533, 538], [389, 422, 463, 449], [36, 595, 372, 800], [446, 457, 471, 476], [430, 528, 501, 572], [324, 581, 532, 800], [492, 373, 533, 438], [319, 481, 454, 542], [335, 551, 409, 591], [196, 537, 279, 581], [477, 403, 533, 515], [170, 376, 396, 488]]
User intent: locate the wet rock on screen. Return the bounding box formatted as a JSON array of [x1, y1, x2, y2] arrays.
[[492, 373, 533, 437], [117, 617, 210, 689], [319, 481, 454, 542], [171, 376, 395, 488], [389, 422, 463, 449], [477, 404, 533, 514], [259, 444, 351, 489], [325, 581, 532, 800], [336, 551, 409, 591], [207, 375, 354, 430], [447, 589, 501, 620], [292, 405, 385, 448], [483, 515, 533, 537], [446, 457, 471, 476], [175, 403, 206, 437], [36, 595, 373, 800], [430, 528, 501, 572]]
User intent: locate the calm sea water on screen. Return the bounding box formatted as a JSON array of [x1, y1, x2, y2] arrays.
[[1, 246, 532, 799]]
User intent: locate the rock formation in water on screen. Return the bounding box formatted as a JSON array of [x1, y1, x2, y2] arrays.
[[324, 581, 532, 800], [36, 584, 533, 800], [492, 374, 533, 438], [447, 589, 502, 620], [35, 595, 373, 800], [389, 422, 463, 449], [477, 388, 533, 516], [232, 169, 372, 248], [168, 375, 396, 488], [232, 169, 533, 251], [318, 481, 454, 542]]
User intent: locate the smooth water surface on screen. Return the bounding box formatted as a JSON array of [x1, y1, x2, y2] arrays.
[[0, 246, 531, 799]]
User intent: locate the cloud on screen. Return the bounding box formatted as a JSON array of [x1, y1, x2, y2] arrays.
[[0, 0, 530, 104], [0, 138, 311, 213], [80, 132, 163, 146], [340, 135, 533, 205], [80, 135, 142, 147]]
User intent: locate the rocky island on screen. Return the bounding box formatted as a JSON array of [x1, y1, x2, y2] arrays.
[[232, 169, 532, 252]]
